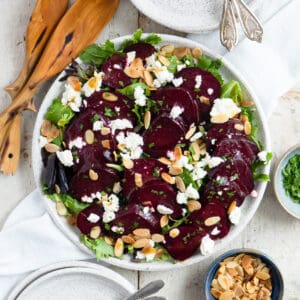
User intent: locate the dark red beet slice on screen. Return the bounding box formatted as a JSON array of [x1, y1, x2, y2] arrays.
[[143, 115, 186, 157], [150, 87, 199, 125], [189, 203, 230, 239], [69, 163, 119, 201], [213, 137, 258, 166], [84, 91, 136, 125], [77, 204, 104, 235], [110, 203, 160, 235], [124, 42, 156, 59], [101, 54, 132, 89], [175, 67, 221, 120], [123, 158, 168, 199], [129, 180, 182, 219], [206, 119, 246, 150], [164, 225, 206, 261]]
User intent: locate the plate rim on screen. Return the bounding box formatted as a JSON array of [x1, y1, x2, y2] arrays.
[[32, 33, 271, 271]]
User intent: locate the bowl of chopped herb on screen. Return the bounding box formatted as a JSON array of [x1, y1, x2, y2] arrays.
[[274, 144, 300, 219]]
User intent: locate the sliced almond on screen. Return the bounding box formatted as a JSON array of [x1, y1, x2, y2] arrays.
[[234, 123, 244, 131], [241, 100, 254, 107], [244, 121, 252, 135], [169, 228, 180, 239], [155, 248, 164, 259], [54, 184, 61, 194], [174, 145, 182, 161], [158, 157, 172, 165], [161, 172, 175, 184], [85, 129, 94, 144], [104, 236, 114, 245], [199, 96, 210, 106], [160, 215, 169, 228], [117, 143, 126, 151], [124, 57, 144, 78], [90, 226, 101, 239], [134, 173, 143, 187], [151, 233, 165, 243], [113, 151, 118, 162], [246, 282, 257, 294], [191, 141, 201, 161], [133, 228, 151, 238], [133, 238, 150, 249], [192, 47, 203, 59], [204, 216, 221, 226], [66, 215, 77, 226], [44, 143, 60, 153], [187, 200, 201, 212], [56, 202, 67, 216], [157, 54, 170, 66], [122, 235, 135, 244], [185, 126, 197, 140], [256, 271, 271, 281], [227, 201, 237, 214], [113, 182, 122, 194], [89, 169, 99, 181], [123, 158, 134, 169], [169, 165, 183, 176], [211, 288, 222, 298], [226, 261, 239, 269], [101, 139, 111, 149], [102, 91, 118, 102], [175, 176, 186, 192], [160, 44, 175, 54], [143, 70, 153, 87], [101, 127, 111, 135], [114, 238, 124, 257], [67, 76, 82, 91], [240, 114, 249, 122], [144, 110, 151, 129], [218, 274, 232, 290], [211, 114, 229, 124], [40, 120, 60, 141], [173, 47, 192, 59], [219, 291, 234, 300]]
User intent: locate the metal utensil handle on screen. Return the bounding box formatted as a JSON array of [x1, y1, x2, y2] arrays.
[[126, 280, 164, 300], [232, 0, 263, 42], [220, 0, 238, 51], [144, 297, 166, 300]]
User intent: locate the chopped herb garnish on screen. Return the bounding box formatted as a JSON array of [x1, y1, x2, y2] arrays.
[[148, 142, 155, 148], [92, 114, 100, 122], [104, 107, 116, 117]]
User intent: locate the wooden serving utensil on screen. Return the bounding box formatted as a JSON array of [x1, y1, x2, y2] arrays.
[[0, 0, 119, 174], [0, 0, 69, 175]]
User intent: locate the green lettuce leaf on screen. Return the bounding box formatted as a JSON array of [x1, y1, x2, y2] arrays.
[[82, 235, 115, 260], [196, 56, 223, 85], [117, 82, 149, 99], [221, 80, 243, 103]]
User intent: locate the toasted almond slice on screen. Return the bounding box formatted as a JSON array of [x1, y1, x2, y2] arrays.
[[174, 145, 182, 161], [242, 255, 253, 268], [204, 216, 221, 226], [122, 235, 135, 244], [67, 76, 82, 91], [192, 47, 203, 59], [256, 271, 271, 281], [240, 114, 249, 122], [133, 238, 150, 249], [175, 176, 186, 192], [246, 282, 257, 294], [244, 121, 252, 135], [89, 169, 99, 181], [123, 158, 134, 169], [90, 226, 101, 239], [151, 233, 165, 243], [144, 110, 151, 129], [158, 54, 170, 66], [56, 202, 67, 216], [104, 236, 114, 245], [66, 215, 77, 226], [160, 215, 169, 228], [113, 182, 122, 194], [173, 47, 192, 59], [211, 114, 229, 124], [227, 267, 238, 277], [191, 141, 201, 161], [211, 288, 222, 299], [134, 173, 143, 187], [114, 238, 124, 257], [169, 228, 180, 238], [185, 126, 197, 140], [227, 201, 237, 214], [101, 127, 111, 135], [44, 143, 60, 153], [158, 157, 172, 165], [199, 96, 210, 106], [226, 261, 239, 269], [169, 165, 183, 175], [187, 200, 201, 212], [235, 265, 244, 277], [113, 151, 118, 162], [54, 184, 61, 194], [124, 57, 144, 78], [102, 91, 118, 102], [117, 143, 126, 151], [85, 129, 94, 144], [133, 228, 151, 238], [234, 123, 244, 131], [143, 70, 153, 87], [40, 120, 60, 141], [218, 275, 232, 291], [160, 44, 175, 54], [101, 139, 111, 149], [241, 100, 254, 107], [161, 172, 175, 184]]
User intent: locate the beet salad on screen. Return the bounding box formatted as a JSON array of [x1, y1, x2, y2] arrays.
[[40, 30, 272, 263]]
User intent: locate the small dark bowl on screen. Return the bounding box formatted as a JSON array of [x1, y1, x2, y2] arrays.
[[204, 248, 284, 299]]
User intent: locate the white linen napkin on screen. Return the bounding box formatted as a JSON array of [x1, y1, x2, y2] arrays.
[[1, 0, 300, 298]]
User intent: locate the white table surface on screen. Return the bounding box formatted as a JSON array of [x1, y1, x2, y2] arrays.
[[0, 1, 300, 299]]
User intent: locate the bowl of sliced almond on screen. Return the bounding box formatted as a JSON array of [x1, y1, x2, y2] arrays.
[[204, 249, 284, 300]]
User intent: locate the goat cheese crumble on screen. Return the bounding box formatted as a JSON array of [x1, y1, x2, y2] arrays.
[[116, 131, 144, 159], [210, 98, 241, 120], [56, 150, 74, 167], [157, 204, 174, 215], [200, 234, 215, 255], [134, 85, 147, 106], [61, 83, 82, 112], [87, 213, 100, 223], [82, 71, 103, 97], [172, 77, 183, 87], [170, 105, 184, 119], [229, 206, 241, 225], [69, 137, 86, 149], [194, 75, 202, 89], [110, 119, 133, 134]]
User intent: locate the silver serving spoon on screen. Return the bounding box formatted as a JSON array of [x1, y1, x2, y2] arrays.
[[232, 0, 263, 42], [125, 280, 165, 300], [220, 0, 238, 51]]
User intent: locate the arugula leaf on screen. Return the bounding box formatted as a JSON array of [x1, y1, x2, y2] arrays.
[[196, 55, 223, 85], [117, 82, 150, 99], [221, 80, 243, 103], [153, 245, 176, 263], [182, 55, 196, 67], [179, 168, 199, 190], [252, 152, 272, 182], [45, 98, 75, 127], [166, 55, 181, 73], [253, 173, 270, 182], [79, 40, 117, 66], [81, 235, 115, 260]]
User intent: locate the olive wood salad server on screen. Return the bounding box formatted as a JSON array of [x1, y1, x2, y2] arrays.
[[0, 0, 119, 174], [0, 0, 69, 175]]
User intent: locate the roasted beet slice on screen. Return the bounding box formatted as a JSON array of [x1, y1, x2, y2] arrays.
[[213, 137, 259, 166], [164, 225, 206, 261], [175, 67, 221, 120], [150, 87, 199, 125], [189, 203, 230, 239], [124, 42, 156, 59], [101, 54, 132, 89], [84, 91, 136, 125], [123, 158, 167, 199], [129, 180, 182, 219], [110, 203, 160, 235], [143, 115, 186, 157], [77, 204, 104, 235], [206, 119, 246, 150], [69, 163, 119, 202]]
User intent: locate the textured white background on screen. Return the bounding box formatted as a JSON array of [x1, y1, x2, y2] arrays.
[[0, 0, 299, 299]]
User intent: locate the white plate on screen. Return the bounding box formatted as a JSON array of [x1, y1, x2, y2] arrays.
[[8, 261, 135, 300], [130, 0, 261, 33], [32, 34, 271, 271]]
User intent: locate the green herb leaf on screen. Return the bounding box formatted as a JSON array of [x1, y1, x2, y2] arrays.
[[221, 80, 243, 103], [117, 82, 149, 99], [179, 168, 199, 190], [197, 56, 223, 85], [166, 55, 181, 73]]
